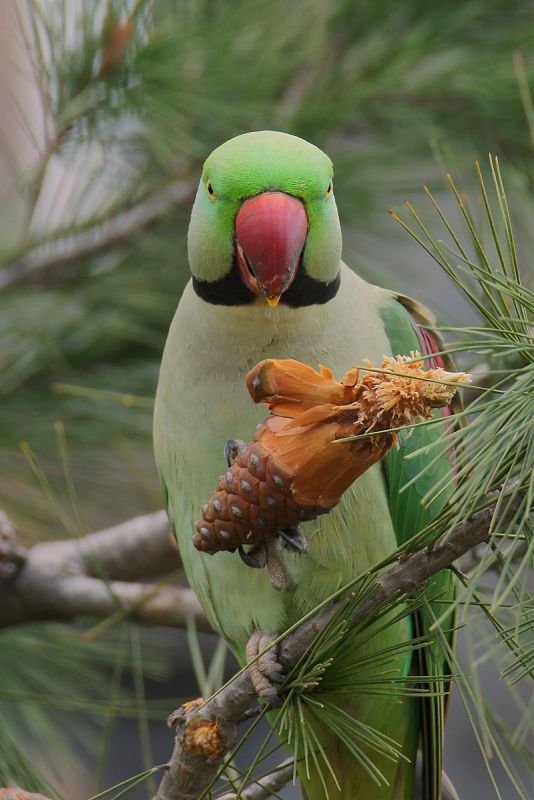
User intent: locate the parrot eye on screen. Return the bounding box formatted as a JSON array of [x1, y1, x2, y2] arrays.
[[325, 180, 333, 197], [207, 180, 216, 202]]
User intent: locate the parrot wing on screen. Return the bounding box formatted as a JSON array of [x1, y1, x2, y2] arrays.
[[380, 292, 460, 800]]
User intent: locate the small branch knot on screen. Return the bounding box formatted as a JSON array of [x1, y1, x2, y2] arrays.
[[168, 698, 204, 728], [183, 717, 225, 762]]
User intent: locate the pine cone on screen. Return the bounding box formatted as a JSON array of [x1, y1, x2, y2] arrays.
[[194, 353, 469, 556], [193, 440, 324, 554]]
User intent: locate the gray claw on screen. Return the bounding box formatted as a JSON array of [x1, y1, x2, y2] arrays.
[[279, 526, 308, 553], [268, 694, 283, 708], [239, 543, 266, 569], [224, 438, 247, 467]]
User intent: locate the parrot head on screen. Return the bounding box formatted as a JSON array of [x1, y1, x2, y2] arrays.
[[188, 131, 342, 307]]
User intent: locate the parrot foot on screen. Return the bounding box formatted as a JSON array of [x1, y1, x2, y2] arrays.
[[245, 630, 285, 706], [224, 438, 247, 467], [238, 542, 266, 568]]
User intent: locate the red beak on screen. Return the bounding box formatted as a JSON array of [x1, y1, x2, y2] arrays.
[[235, 192, 307, 305]]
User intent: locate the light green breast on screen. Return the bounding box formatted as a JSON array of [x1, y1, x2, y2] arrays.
[[154, 264, 400, 654]]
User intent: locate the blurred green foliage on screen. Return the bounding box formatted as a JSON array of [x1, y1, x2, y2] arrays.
[[0, 0, 532, 794]]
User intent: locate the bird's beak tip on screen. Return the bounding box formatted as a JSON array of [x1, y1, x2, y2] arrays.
[[266, 296, 281, 308]]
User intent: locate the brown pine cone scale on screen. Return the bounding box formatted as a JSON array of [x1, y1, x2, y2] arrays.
[[193, 442, 324, 554]]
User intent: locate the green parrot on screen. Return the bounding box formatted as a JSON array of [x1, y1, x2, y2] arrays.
[[153, 131, 456, 799]]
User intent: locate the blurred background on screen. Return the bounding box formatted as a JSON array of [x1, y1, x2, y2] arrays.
[[0, 1, 531, 798]]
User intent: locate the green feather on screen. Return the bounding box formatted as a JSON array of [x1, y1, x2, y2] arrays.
[[381, 295, 457, 800]]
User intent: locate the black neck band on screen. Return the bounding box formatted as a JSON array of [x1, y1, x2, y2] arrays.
[[192, 263, 340, 308]]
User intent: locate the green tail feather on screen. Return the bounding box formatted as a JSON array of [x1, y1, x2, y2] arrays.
[[381, 294, 459, 800]]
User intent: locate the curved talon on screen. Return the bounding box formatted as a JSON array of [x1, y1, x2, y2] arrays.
[[279, 526, 308, 553], [224, 438, 247, 467], [246, 630, 286, 704], [239, 543, 266, 569], [264, 668, 285, 684]]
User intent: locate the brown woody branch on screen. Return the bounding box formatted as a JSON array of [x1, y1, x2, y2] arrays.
[[0, 510, 211, 632], [152, 488, 520, 800], [217, 758, 295, 800], [0, 488, 519, 799]]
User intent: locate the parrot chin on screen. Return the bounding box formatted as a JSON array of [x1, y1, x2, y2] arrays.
[[235, 191, 308, 305]]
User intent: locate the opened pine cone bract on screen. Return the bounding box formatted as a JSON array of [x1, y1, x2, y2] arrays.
[[194, 353, 469, 584]]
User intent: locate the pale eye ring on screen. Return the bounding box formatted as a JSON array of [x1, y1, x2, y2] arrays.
[[325, 180, 333, 196], [207, 180, 216, 201]]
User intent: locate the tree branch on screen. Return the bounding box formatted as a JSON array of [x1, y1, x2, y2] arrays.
[[0, 178, 196, 292], [217, 759, 294, 800], [0, 488, 520, 798], [152, 487, 520, 800], [0, 510, 212, 632]]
